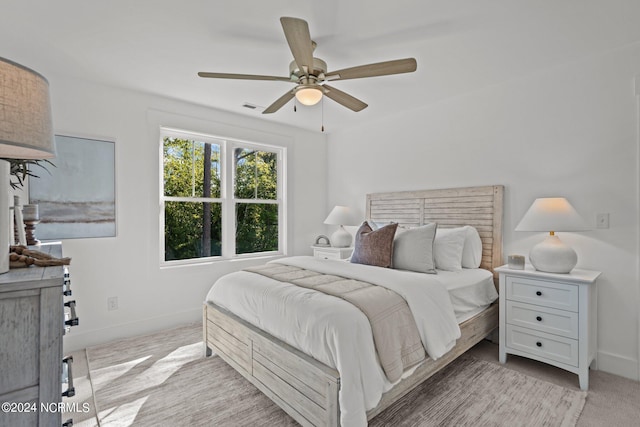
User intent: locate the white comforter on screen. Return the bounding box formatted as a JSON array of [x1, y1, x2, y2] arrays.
[[206, 256, 461, 426]]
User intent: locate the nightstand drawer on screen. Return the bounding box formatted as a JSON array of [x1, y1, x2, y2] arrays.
[[506, 276, 578, 311], [312, 246, 353, 261], [314, 250, 341, 260], [506, 301, 578, 339], [506, 325, 578, 367]]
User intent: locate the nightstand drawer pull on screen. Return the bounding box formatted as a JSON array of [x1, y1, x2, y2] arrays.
[[536, 291, 542, 296], [536, 316, 542, 322], [536, 341, 542, 347]]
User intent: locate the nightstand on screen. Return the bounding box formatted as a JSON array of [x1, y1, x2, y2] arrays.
[[311, 246, 353, 260], [496, 265, 600, 390]]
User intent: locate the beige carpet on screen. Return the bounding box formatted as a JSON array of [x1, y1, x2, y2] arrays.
[[84, 323, 587, 426]]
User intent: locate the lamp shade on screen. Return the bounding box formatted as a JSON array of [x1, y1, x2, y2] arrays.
[[515, 197, 588, 232], [0, 57, 55, 274], [324, 206, 357, 226], [0, 57, 55, 160]]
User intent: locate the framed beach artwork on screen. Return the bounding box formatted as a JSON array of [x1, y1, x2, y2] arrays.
[[30, 134, 116, 239]]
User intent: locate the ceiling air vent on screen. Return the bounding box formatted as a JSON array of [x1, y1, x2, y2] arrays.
[[242, 103, 258, 110]]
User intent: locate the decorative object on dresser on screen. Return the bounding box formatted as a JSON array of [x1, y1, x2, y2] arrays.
[[12, 195, 27, 245], [0, 57, 56, 274], [22, 204, 40, 245], [323, 205, 358, 247], [496, 265, 600, 390], [515, 197, 589, 273], [9, 245, 71, 268], [0, 243, 77, 427], [311, 245, 353, 260]]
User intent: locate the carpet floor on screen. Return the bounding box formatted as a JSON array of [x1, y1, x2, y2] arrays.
[[61, 323, 601, 426]]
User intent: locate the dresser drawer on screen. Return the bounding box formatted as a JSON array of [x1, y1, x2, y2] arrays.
[[506, 325, 578, 367], [506, 301, 578, 339], [506, 276, 578, 311]]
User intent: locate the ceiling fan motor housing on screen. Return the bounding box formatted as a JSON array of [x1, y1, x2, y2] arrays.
[[289, 57, 327, 82]]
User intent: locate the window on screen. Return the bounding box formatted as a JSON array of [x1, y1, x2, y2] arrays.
[[160, 128, 285, 264]]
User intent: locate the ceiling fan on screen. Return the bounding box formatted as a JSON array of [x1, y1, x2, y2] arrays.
[[198, 17, 417, 114]]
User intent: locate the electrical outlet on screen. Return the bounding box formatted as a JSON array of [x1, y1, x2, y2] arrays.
[[596, 213, 609, 229], [107, 296, 118, 311]]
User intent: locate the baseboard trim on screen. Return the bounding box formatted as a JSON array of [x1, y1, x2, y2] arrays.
[[63, 307, 202, 352], [597, 350, 639, 381]]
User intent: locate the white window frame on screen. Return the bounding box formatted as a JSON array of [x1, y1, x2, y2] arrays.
[[160, 127, 286, 266]]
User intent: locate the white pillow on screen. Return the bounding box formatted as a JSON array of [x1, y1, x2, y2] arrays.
[[369, 221, 391, 230], [393, 223, 437, 274], [461, 226, 483, 268], [434, 227, 467, 271]]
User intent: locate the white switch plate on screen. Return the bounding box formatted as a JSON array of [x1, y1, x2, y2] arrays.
[[596, 213, 609, 229]]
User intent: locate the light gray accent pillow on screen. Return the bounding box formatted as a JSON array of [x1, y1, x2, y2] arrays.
[[434, 227, 467, 271], [393, 223, 438, 274], [350, 221, 398, 268]]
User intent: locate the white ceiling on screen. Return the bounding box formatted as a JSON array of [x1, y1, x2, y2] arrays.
[[1, 0, 639, 133]]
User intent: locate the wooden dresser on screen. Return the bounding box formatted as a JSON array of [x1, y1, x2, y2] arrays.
[[0, 244, 75, 427]]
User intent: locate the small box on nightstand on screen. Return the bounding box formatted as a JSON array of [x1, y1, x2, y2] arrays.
[[507, 255, 525, 270]]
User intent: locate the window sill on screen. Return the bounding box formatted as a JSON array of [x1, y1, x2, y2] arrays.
[[160, 252, 285, 269]]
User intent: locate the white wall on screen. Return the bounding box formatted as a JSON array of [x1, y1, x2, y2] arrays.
[[44, 75, 327, 351], [326, 43, 640, 380]]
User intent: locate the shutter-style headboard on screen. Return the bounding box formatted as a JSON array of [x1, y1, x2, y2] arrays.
[[366, 185, 504, 279]]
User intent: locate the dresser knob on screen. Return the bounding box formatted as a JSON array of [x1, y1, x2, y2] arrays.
[[536, 316, 542, 322], [536, 341, 542, 347], [536, 291, 542, 296]]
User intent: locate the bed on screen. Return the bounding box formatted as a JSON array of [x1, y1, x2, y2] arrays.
[[203, 185, 504, 426]]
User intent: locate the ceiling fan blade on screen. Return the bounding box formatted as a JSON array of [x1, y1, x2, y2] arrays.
[[322, 85, 368, 112], [280, 17, 314, 76], [198, 72, 292, 82], [325, 58, 417, 81], [262, 90, 295, 114]]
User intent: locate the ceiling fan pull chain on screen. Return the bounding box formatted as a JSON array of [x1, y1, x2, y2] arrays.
[[293, 98, 297, 112], [321, 98, 325, 132]]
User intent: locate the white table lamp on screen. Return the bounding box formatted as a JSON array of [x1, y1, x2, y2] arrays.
[[0, 57, 56, 273], [324, 206, 357, 248], [515, 197, 588, 273]]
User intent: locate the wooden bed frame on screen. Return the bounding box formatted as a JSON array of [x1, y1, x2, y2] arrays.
[[203, 185, 504, 426]]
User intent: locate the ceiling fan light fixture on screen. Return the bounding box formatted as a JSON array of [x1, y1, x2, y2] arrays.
[[295, 86, 323, 106]]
